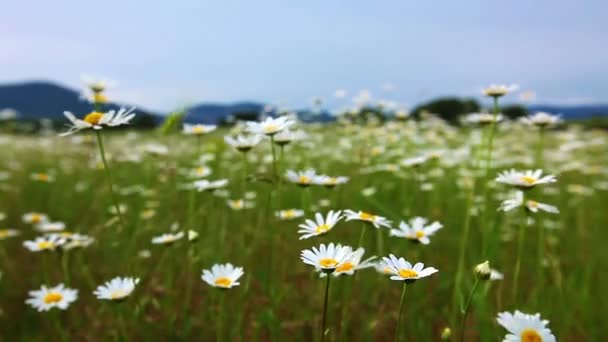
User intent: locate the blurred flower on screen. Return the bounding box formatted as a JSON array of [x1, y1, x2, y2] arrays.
[[343, 210, 392, 229], [30, 173, 54, 183], [321, 247, 376, 277], [35, 221, 66, 232], [23, 235, 66, 252], [151, 231, 184, 245], [520, 112, 562, 128], [183, 124, 217, 135], [498, 191, 559, 214], [224, 134, 262, 152], [286, 169, 318, 187], [276, 209, 304, 220], [496, 169, 557, 189], [201, 263, 244, 289], [193, 179, 228, 192], [94, 277, 140, 301], [389, 217, 443, 244], [0, 229, 19, 240], [26, 284, 78, 312], [60, 107, 136, 136], [22, 212, 49, 225], [496, 311, 556, 342], [297, 210, 342, 240], [246, 116, 294, 136], [382, 254, 438, 282], [483, 84, 518, 98]]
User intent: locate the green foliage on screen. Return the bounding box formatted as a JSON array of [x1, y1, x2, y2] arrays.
[[158, 109, 187, 135], [412, 97, 480, 123], [501, 105, 529, 119]]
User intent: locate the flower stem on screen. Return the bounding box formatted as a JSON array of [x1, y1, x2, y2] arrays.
[[321, 274, 331, 342], [270, 135, 278, 182], [512, 210, 527, 303], [395, 282, 407, 341], [95, 131, 125, 230], [357, 223, 367, 248], [459, 278, 480, 342]]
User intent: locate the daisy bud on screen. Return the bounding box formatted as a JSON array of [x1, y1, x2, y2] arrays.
[[474, 261, 492, 280], [440, 327, 451, 340], [188, 230, 199, 241]]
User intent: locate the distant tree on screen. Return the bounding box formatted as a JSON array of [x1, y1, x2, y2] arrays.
[[412, 97, 480, 123], [501, 105, 528, 119]]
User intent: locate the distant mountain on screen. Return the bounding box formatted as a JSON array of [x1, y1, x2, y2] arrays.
[[0, 81, 161, 126], [527, 104, 608, 120], [184, 102, 266, 124]]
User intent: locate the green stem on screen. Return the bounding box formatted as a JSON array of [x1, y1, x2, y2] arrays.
[[270, 135, 278, 181], [95, 131, 125, 230], [395, 282, 407, 342], [512, 210, 527, 303], [321, 274, 331, 342], [452, 186, 474, 324], [357, 223, 367, 248], [216, 291, 226, 342], [460, 278, 480, 342]]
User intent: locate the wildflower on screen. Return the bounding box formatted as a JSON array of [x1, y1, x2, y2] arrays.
[[389, 217, 443, 244], [300, 243, 354, 273], [315, 175, 349, 188], [245, 116, 294, 136], [94, 277, 140, 301], [463, 112, 504, 126], [483, 84, 518, 98], [227, 199, 254, 210], [26, 284, 78, 312], [201, 263, 244, 289], [59, 107, 136, 136], [297, 210, 342, 240], [22, 212, 49, 225], [343, 210, 392, 229], [276, 209, 305, 220], [151, 231, 184, 245], [286, 169, 318, 187], [0, 229, 19, 240], [496, 169, 557, 189], [61, 234, 95, 250], [224, 134, 262, 152], [35, 221, 66, 232], [382, 254, 438, 282], [498, 191, 559, 214], [30, 172, 54, 182], [23, 235, 66, 252], [520, 112, 561, 128], [401, 156, 428, 168], [273, 129, 304, 146], [188, 230, 199, 241], [81, 74, 116, 93], [193, 179, 228, 192], [183, 123, 217, 135], [496, 311, 556, 342], [322, 248, 376, 277], [474, 261, 491, 281]]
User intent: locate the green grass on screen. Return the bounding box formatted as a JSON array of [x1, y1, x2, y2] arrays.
[[0, 121, 606, 341]]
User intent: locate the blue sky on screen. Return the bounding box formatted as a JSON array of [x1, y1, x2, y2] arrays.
[[2, 1, 607, 111]]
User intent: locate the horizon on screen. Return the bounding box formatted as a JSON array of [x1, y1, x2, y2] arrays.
[[2, 1, 608, 111]]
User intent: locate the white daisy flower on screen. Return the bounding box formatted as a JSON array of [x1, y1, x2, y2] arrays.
[[35, 221, 66, 232], [382, 254, 438, 282], [273, 129, 305, 146], [297, 210, 343, 240], [193, 179, 228, 192], [490, 269, 504, 281], [188, 230, 199, 241], [300, 243, 354, 273], [496, 310, 556, 342], [81, 74, 117, 93], [495, 169, 557, 189], [224, 134, 262, 152], [483, 84, 518, 98], [322, 248, 376, 277], [0, 229, 20, 240], [275, 209, 305, 220], [463, 112, 504, 126], [520, 112, 562, 128], [343, 210, 392, 229], [93, 277, 140, 301], [201, 263, 244, 289], [227, 199, 254, 210], [22, 212, 49, 225], [183, 123, 217, 135], [401, 156, 428, 168], [61, 233, 95, 250], [498, 191, 559, 214], [389, 217, 443, 244], [26, 284, 78, 312], [315, 175, 349, 188], [30, 172, 55, 182], [23, 235, 66, 252], [246, 116, 294, 136], [151, 231, 184, 245], [59, 107, 137, 136], [286, 169, 319, 187]]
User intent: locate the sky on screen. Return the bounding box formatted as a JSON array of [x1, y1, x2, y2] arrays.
[[2, 0, 607, 112]]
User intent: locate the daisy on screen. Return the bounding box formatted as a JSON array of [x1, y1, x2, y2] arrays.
[[151, 231, 184, 245], [61, 234, 95, 250], [23, 235, 66, 252], [227, 199, 254, 210], [93, 277, 140, 301], [463, 112, 504, 126], [286, 169, 318, 187], [496, 310, 556, 342], [382, 254, 438, 282], [496, 169, 557, 189], [343, 210, 392, 229], [275, 209, 305, 220], [81, 74, 116, 93], [297, 210, 343, 240], [273, 129, 304, 146], [26, 284, 78, 312], [322, 248, 376, 277], [315, 175, 349, 188], [59, 107, 137, 136], [201, 263, 244, 289], [189, 165, 212, 178], [35, 221, 66, 232], [22, 212, 49, 225], [183, 123, 217, 135], [401, 156, 428, 168], [30, 172, 54, 182], [389, 217, 443, 244], [0, 229, 19, 240], [224, 134, 262, 152], [483, 84, 518, 98], [498, 191, 559, 214], [193, 179, 228, 192], [300, 243, 354, 273], [245, 116, 294, 136], [520, 112, 562, 128]]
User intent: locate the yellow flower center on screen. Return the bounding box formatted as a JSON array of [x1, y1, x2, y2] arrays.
[[527, 200, 539, 209], [319, 258, 339, 268], [315, 224, 331, 234], [93, 93, 107, 104], [110, 290, 127, 299], [359, 212, 376, 221], [230, 200, 243, 209], [30, 214, 43, 223], [520, 329, 542, 342], [398, 269, 418, 279], [336, 262, 354, 273], [196, 167, 207, 175], [43, 292, 63, 304], [0, 230, 10, 238], [34, 173, 50, 181], [215, 277, 232, 287], [283, 210, 296, 218], [520, 176, 537, 185], [415, 230, 426, 238], [37, 241, 54, 250], [91, 83, 105, 93], [263, 124, 279, 134], [192, 126, 207, 134], [84, 111, 104, 125], [298, 175, 310, 184]]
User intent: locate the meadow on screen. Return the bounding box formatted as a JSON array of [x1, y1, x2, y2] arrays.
[[0, 100, 607, 341]]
